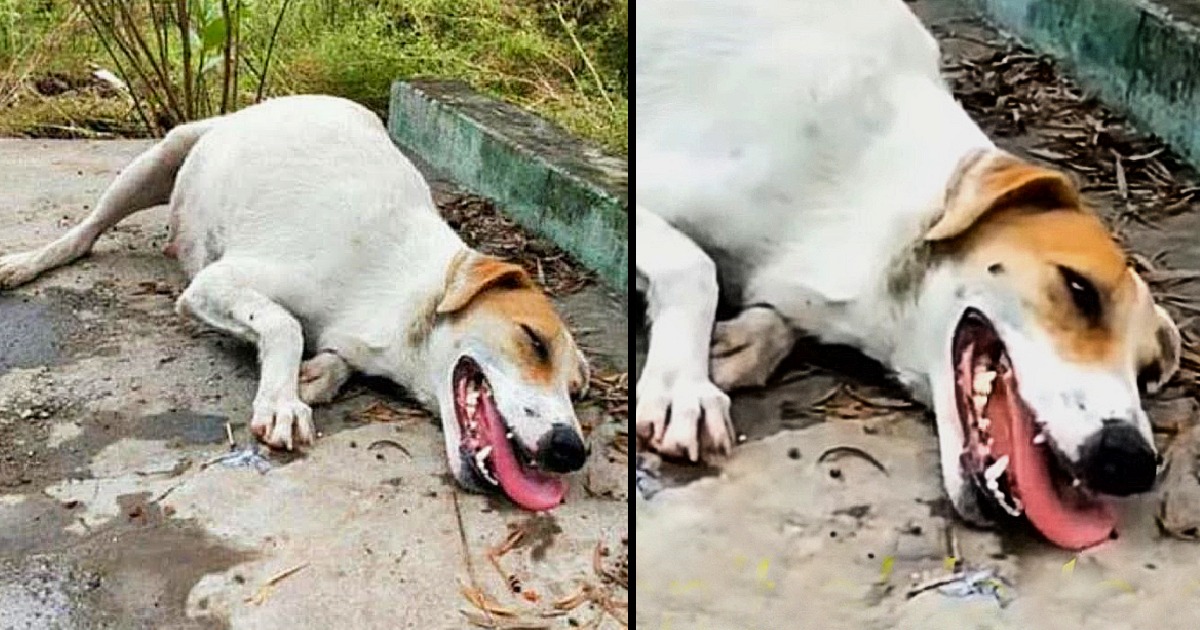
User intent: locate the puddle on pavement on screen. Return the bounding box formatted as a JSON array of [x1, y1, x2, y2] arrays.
[[0, 285, 129, 377], [0, 495, 248, 630], [136, 411, 230, 445], [0, 293, 72, 375]]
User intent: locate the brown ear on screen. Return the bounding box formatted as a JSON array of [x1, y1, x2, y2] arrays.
[[437, 253, 532, 314], [925, 151, 1082, 242]]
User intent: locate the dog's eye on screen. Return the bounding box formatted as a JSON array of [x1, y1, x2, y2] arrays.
[[521, 324, 550, 362], [1059, 266, 1102, 324]]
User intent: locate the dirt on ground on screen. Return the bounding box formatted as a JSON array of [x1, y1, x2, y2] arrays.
[[635, 0, 1200, 628]]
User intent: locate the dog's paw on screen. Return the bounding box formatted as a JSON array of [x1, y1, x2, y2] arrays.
[[710, 308, 792, 390], [251, 395, 315, 451], [0, 251, 43, 289], [636, 372, 733, 462], [298, 352, 350, 405]]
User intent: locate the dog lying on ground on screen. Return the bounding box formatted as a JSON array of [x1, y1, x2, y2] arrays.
[[635, 0, 1181, 548], [0, 95, 591, 511]]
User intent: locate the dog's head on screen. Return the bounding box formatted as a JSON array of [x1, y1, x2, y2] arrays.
[[917, 151, 1180, 549], [429, 252, 590, 511]]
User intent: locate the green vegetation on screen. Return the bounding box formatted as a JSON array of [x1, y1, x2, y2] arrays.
[[0, 0, 627, 153]]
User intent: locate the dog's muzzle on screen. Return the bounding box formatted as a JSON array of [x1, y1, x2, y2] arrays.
[[535, 423, 589, 473], [1077, 420, 1157, 497]]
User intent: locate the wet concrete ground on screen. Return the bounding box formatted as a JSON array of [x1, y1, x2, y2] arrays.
[[0, 139, 628, 629], [636, 0, 1200, 627]]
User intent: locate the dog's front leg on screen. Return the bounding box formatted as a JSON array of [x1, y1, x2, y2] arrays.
[[635, 206, 734, 462], [177, 262, 314, 450]]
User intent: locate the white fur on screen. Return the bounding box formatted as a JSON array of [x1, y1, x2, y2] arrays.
[[0, 95, 585, 491], [636, 0, 1174, 520]]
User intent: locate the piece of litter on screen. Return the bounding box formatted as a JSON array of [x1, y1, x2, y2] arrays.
[[908, 568, 1013, 607], [207, 445, 272, 474], [636, 465, 662, 500]]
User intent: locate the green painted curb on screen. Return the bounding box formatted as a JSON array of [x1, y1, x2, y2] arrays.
[[971, 0, 1200, 170], [388, 80, 628, 291]]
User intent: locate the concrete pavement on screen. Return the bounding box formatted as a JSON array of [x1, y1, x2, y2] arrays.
[[0, 139, 628, 629]]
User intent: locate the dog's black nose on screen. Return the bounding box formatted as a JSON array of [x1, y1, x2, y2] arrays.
[[1080, 420, 1157, 496], [536, 423, 588, 473]]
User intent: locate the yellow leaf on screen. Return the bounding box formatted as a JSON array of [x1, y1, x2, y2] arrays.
[[880, 556, 896, 580], [1062, 557, 1077, 576], [1101, 579, 1135, 594], [756, 558, 776, 591]]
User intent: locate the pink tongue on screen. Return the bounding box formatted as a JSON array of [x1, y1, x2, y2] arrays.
[[1006, 380, 1115, 550], [481, 399, 567, 511]]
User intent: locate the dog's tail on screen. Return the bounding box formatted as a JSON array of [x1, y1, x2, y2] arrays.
[[0, 118, 216, 289]]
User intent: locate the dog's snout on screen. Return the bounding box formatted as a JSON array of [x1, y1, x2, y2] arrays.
[[535, 423, 588, 473], [1080, 419, 1157, 496]]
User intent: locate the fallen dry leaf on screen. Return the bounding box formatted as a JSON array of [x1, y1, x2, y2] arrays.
[[243, 562, 309, 606]]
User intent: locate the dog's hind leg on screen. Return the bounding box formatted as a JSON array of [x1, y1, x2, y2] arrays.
[[0, 120, 213, 289], [177, 260, 313, 451], [635, 205, 734, 462], [710, 305, 795, 390], [299, 350, 352, 405]]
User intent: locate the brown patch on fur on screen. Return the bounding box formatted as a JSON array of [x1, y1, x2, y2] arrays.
[[928, 152, 1081, 242], [406, 291, 442, 347], [955, 204, 1132, 364], [437, 252, 532, 314], [922, 151, 1148, 364], [439, 251, 573, 387], [464, 285, 567, 386]]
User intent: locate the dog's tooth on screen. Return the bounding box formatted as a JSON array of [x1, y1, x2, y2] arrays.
[[475, 447, 498, 485], [1072, 478, 1082, 488], [972, 394, 988, 414], [986, 477, 999, 491], [1033, 432, 1047, 445], [978, 417, 991, 431], [984, 455, 1009, 481], [973, 371, 996, 396], [995, 492, 1023, 517], [505, 431, 514, 440]]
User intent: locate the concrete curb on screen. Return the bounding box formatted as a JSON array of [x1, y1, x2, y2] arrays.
[[388, 80, 628, 290], [971, 0, 1200, 170]]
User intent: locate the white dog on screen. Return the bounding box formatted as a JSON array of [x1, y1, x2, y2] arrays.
[[0, 95, 591, 511], [635, 0, 1181, 549]]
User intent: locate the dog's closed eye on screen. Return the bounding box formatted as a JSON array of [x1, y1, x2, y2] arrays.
[[521, 324, 550, 362]]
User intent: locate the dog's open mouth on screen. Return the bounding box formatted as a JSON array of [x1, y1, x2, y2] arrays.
[[952, 308, 1116, 549], [453, 357, 566, 511]]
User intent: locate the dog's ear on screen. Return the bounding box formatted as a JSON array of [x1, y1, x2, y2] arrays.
[[437, 253, 532, 314], [1131, 271, 1181, 395], [925, 151, 1082, 242], [1140, 304, 1181, 395], [568, 346, 591, 400]]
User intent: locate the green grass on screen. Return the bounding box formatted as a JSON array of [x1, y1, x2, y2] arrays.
[[0, 0, 626, 153]]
